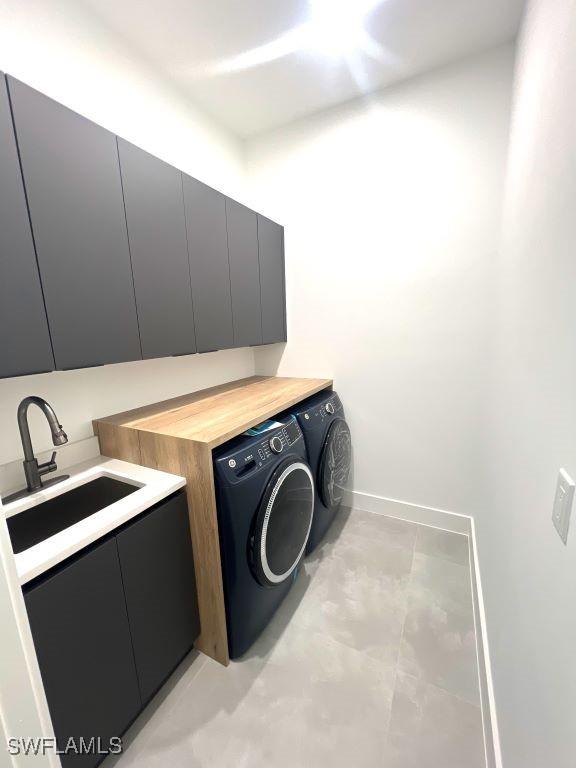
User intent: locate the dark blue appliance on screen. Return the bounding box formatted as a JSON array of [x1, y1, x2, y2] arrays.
[[213, 416, 314, 659], [289, 390, 352, 553]]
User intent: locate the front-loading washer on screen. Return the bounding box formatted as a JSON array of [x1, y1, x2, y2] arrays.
[[289, 390, 352, 553], [213, 416, 314, 659]]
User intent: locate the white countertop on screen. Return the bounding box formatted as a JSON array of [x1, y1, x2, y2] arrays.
[[1, 456, 186, 585]]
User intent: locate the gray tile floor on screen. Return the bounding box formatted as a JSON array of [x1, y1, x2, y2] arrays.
[[111, 508, 485, 768]]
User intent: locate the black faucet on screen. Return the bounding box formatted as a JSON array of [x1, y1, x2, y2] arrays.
[[3, 397, 70, 504]]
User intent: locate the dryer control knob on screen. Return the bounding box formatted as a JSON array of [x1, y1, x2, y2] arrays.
[[270, 436, 284, 454], [325, 402, 335, 415]]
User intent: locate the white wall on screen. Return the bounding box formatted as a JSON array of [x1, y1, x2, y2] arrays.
[[0, 0, 255, 481], [480, 1, 576, 765], [246, 46, 515, 517]]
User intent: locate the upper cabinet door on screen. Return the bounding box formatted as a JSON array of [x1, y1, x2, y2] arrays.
[[226, 199, 263, 347], [182, 176, 234, 352], [118, 139, 196, 359], [7, 77, 141, 370], [0, 75, 54, 378], [257, 215, 286, 344]]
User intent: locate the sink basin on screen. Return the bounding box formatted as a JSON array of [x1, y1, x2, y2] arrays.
[[7, 476, 139, 554]]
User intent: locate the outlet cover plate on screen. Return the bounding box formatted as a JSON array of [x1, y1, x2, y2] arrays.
[[552, 468, 575, 545]]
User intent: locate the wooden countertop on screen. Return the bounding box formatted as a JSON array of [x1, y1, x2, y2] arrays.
[[94, 375, 332, 449], [93, 375, 333, 667]]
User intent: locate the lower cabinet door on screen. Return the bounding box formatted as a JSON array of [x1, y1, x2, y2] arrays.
[[116, 492, 200, 703], [24, 538, 141, 768]]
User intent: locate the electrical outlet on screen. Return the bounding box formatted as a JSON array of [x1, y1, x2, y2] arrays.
[[552, 469, 575, 544]]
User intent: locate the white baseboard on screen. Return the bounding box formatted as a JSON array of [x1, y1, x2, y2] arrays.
[[469, 518, 503, 768], [343, 489, 472, 534], [345, 489, 501, 768]]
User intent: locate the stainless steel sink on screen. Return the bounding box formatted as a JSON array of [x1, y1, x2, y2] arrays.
[[7, 476, 139, 554]]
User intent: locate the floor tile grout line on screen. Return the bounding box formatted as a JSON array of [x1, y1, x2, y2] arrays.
[[397, 667, 485, 711], [396, 523, 482, 708], [425, 676, 485, 710], [383, 522, 420, 752], [387, 522, 485, 765]]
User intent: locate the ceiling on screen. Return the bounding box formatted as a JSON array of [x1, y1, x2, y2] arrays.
[[80, 0, 526, 138]]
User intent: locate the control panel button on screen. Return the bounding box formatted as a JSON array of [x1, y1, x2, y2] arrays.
[[270, 436, 284, 454], [228, 459, 237, 468], [325, 402, 335, 415]]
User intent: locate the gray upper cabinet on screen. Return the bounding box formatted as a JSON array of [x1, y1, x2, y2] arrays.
[[2, 73, 288, 375], [182, 176, 234, 352], [257, 214, 286, 344], [0, 74, 54, 378], [118, 139, 196, 359], [7, 77, 141, 370], [226, 199, 263, 347]]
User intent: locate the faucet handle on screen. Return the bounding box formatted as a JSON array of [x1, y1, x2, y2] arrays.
[[38, 451, 58, 476]]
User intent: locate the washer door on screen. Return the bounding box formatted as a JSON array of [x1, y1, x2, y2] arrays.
[[251, 458, 314, 587], [319, 418, 352, 512]]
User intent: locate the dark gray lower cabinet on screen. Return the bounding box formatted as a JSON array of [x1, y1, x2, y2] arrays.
[[116, 492, 199, 703], [24, 491, 199, 767], [226, 198, 263, 347], [257, 214, 286, 344], [24, 538, 141, 768], [0, 74, 54, 378]]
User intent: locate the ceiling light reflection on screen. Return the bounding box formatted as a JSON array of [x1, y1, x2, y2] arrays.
[[199, 0, 393, 80]]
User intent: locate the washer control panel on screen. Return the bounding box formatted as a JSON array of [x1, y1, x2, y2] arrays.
[[269, 435, 283, 454], [221, 418, 303, 481], [300, 393, 343, 426]]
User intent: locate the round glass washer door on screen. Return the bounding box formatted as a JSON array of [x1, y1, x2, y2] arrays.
[[319, 418, 352, 512], [251, 458, 314, 587]]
